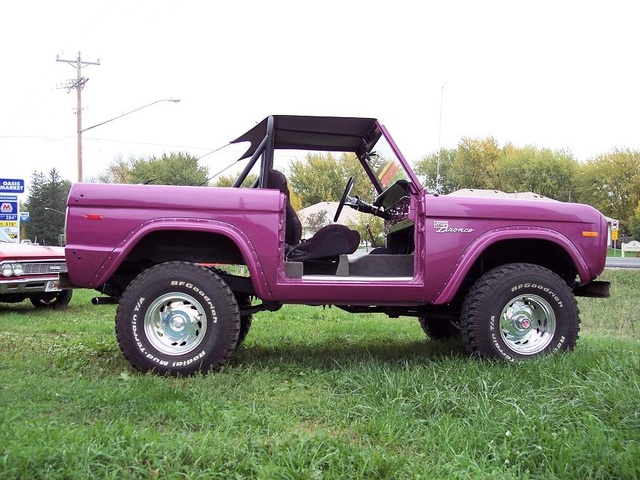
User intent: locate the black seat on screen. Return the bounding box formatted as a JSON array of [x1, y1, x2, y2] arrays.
[[267, 170, 360, 262]]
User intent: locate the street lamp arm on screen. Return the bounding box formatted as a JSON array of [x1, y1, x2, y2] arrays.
[[80, 98, 181, 133], [44, 207, 66, 215]]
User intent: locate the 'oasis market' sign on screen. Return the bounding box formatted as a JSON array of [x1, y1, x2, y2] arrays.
[[0, 178, 25, 193]]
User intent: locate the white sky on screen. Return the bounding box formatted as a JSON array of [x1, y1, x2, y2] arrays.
[[1, 0, 639, 188]]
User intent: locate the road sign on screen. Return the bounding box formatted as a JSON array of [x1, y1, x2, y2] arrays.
[[20, 211, 29, 222], [612, 230, 619, 241], [0, 195, 18, 221], [1, 202, 16, 214], [611, 220, 619, 230], [0, 178, 24, 193], [0, 202, 17, 217]]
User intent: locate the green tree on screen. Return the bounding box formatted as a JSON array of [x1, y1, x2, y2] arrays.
[[627, 202, 640, 240], [346, 216, 385, 248], [96, 152, 209, 186], [575, 148, 640, 230], [414, 148, 458, 194], [497, 145, 579, 201], [212, 173, 258, 188], [451, 137, 501, 190], [288, 152, 373, 207], [130, 152, 209, 186], [94, 154, 135, 183], [23, 169, 71, 245]]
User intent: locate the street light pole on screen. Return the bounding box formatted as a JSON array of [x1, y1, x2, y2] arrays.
[[77, 98, 180, 182]]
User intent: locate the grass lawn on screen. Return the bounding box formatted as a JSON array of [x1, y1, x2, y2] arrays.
[[607, 248, 640, 258], [0, 269, 638, 479]]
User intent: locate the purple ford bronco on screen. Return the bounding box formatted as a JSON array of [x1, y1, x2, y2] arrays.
[[63, 115, 610, 375]]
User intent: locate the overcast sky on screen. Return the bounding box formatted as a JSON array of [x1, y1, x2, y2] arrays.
[[1, 0, 639, 187]]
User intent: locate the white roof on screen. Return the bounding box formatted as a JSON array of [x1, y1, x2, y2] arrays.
[[448, 189, 556, 201], [297, 201, 368, 225]]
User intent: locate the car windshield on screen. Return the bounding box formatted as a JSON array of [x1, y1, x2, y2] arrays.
[[0, 229, 15, 243], [363, 132, 410, 191]]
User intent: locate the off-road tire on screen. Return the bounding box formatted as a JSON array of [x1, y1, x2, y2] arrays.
[[207, 267, 253, 349], [115, 262, 240, 375], [235, 293, 253, 349], [30, 289, 73, 309], [418, 316, 460, 340], [460, 263, 579, 361]]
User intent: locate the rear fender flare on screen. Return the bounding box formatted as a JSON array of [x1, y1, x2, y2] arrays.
[[90, 218, 272, 299]]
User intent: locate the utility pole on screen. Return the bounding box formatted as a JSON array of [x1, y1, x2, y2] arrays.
[[57, 51, 100, 182]]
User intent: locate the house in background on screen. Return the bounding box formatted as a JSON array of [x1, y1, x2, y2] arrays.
[[297, 201, 368, 239]]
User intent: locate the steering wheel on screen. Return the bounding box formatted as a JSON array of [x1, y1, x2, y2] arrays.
[[334, 176, 355, 222]]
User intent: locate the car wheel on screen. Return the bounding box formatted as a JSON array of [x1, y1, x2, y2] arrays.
[[115, 262, 240, 375], [30, 289, 73, 309], [418, 316, 460, 340], [235, 293, 253, 349], [460, 263, 579, 361]]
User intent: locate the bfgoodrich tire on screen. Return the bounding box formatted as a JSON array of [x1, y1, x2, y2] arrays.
[[235, 293, 253, 349], [115, 262, 240, 375], [460, 263, 580, 361], [418, 316, 460, 340]]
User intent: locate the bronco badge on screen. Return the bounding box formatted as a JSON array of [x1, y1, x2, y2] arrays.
[[433, 221, 474, 233]]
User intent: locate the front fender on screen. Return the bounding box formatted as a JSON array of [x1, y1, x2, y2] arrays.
[[433, 227, 590, 304]]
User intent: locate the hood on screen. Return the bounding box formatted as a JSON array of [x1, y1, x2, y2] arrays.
[[0, 242, 66, 261]]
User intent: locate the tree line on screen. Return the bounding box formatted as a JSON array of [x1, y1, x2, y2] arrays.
[[20, 170, 70, 245], [414, 138, 640, 238], [21, 142, 640, 245]]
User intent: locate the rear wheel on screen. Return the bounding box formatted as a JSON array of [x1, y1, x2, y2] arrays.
[[460, 263, 579, 361], [115, 262, 240, 375]]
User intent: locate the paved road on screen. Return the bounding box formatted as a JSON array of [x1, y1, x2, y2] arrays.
[[605, 257, 640, 269]]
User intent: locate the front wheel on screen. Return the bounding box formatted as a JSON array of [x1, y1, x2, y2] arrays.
[[460, 263, 580, 361], [30, 290, 73, 309], [115, 262, 240, 375], [235, 293, 253, 349], [418, 316, 460, 340]]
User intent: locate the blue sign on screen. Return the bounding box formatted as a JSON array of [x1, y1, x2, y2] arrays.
[[20, 212, 30, 222], [0, 178, 25, 193], [0, 194, 17, 221]]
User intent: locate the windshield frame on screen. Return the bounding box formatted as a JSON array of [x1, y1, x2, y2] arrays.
[[0, 228, 15, 243]]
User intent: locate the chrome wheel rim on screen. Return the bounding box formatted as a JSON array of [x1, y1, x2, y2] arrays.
[[499, 294, 556, 355], [144, 292, 207, 356]]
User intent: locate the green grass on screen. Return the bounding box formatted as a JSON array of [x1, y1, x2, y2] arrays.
[[607, 248, 640, 258], [0, 269, 639, 479]]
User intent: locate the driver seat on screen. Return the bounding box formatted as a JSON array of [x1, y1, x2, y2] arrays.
[[267, 170, 360, 262]]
